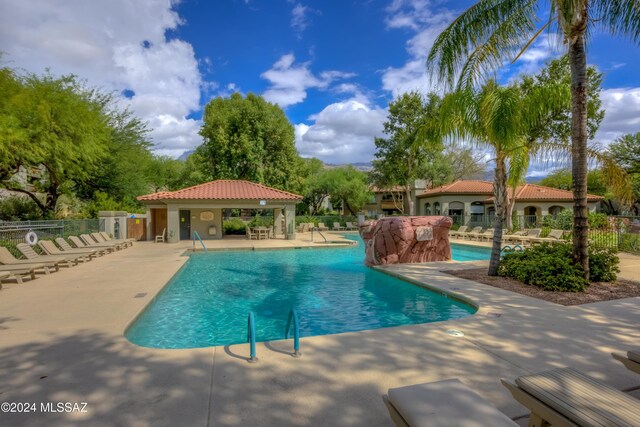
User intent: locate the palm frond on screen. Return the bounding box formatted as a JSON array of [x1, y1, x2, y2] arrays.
[[591, 0, 640, 44], [427, 0, 539, 89]]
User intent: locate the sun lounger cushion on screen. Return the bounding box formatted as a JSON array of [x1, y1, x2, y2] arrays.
[[514, 367, 640, 427], [386, 379, 516, 427]]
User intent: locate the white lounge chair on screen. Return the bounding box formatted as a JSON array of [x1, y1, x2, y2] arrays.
[[449, 226, 468, 239], [384, 379, 516, 426], [501, 367, 640, 427], [332, 222, 345, 231], [16, 243, 79, 266], [344, 222, 358, 231], [38, 240, 96, 262], [0, 247, 61, 274]]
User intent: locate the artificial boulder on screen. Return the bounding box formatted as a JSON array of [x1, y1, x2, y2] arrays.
[[359, 216, 453, 266]]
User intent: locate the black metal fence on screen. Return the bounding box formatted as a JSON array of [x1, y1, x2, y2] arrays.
[[450, 214, 640, 255], [0, 219, 101, 246]]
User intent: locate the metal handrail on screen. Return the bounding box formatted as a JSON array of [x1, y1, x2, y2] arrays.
[[310, 227, 328, 243], [285, 308, 301, 358], [192, 231, 208, 253], [247, 311, 258, 363]]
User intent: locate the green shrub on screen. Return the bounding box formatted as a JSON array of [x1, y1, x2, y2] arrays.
[[619, 233, 640, 255], [589, 247, 619, 282], [588, 212, 609, 230], [498, 242, 621, 291], [0, 197, 43, 221], [248, 216, 273, 227], [499, 243, 587, 292], [223, 218, 247, 235]]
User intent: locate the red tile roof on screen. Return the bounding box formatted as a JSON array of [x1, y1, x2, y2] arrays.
[[513, 183, 603, 201], [418, 180, 604, 202], [137, 180, 303, 201], [419, 180, 494, 196]]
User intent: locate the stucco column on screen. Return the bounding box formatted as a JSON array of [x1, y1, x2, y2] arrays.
[[145, 207, 152, 241], [284, 205, 296, 240], [167, 204, 180, 243], [213, 208, 223, 239], [274, 208, 283, 235]]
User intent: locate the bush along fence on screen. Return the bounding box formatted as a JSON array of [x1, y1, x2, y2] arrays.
[[0, 219, 101, 247], [449, 213, 640, 255]]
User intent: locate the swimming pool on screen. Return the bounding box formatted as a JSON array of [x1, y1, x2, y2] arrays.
[[126, 240, 485, 349]]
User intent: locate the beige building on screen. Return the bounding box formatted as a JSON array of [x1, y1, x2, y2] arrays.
[[364, 181, 428, 217], [416, 180, 603, 223], [137, 180, 303, 243]]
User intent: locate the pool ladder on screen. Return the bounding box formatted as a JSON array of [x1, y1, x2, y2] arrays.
[[245, 308, 302, 363], [310, 227, 328, 243], [192, 231, 208, 253]]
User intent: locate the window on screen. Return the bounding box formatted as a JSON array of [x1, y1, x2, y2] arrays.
[[434, 202, 441, 215], [424, 203, 431, 215]]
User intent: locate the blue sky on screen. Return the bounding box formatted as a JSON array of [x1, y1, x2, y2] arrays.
[[1, 0, 639, 174]]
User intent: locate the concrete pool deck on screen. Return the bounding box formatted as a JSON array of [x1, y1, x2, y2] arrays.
[[0, 239, 638, 426]]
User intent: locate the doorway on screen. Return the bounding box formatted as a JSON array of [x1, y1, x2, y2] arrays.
[[179, 210, 191, 240]]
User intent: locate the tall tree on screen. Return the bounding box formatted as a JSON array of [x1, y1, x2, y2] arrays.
[[438, 80, 565, 275], [197, 92, 300, 191], [0, 70, 111, 217], [319, 166, 371, 216], [426, 0, 640, 280], [608, 133, 640, 215], [371, 92, 446, 215]]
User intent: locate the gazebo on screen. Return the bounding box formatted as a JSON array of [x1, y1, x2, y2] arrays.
[[136, 180, 303, 243]]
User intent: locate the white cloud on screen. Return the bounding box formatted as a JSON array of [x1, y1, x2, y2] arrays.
[[381, 1, 455, 96], [261, 54, 354, 107], [596, 87, 640, 144], [0, 0, 205, 156], [295, 100, 387, 163], [291, 3, 309, 34]]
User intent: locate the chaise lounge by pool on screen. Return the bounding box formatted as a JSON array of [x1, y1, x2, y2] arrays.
[[126, 239, 486, 349]]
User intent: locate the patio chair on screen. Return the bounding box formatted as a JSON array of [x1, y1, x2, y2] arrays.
[[80, 234, 122, 251], [383, 379, 517, 427], [475, 228, 494, 242], [38, 240, 96, 262], [516, 228, 542, 245], [99, 231, 134, 246], [332, 222, 344, 231], [63, 237, 111, 256], [502, 229, 528, 243], [155, 228, 166, 243], [87, 233, 126, 250], [449, 225, 468, 239], [501, 367, 640, 427], [344, 222, 358, 231], [0, 247, 61, 274], [0, 264, 40, 283], [92, 232, 129, 248], [16, 243, 79, 266], [464, 226, 484, 240], [528, 229, 565, 244], [612, 349, 640, 375], [246, 227, 257, 240]]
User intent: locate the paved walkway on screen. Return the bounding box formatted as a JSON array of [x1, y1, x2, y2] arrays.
[[0, 240, 638, 426]]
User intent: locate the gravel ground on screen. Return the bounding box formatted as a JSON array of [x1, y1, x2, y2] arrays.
[[443, 268, 640, 306]]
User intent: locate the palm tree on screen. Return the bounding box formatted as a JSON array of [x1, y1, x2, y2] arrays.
[[437, 80, 564, 275], [426, 0, 640, 280]]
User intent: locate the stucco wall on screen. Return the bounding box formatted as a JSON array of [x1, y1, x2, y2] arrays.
[[187, 208, 223, 240]]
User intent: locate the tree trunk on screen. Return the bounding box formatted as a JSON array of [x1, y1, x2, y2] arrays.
[[406, 184, 414, 215], [488, 157, 508, 276], [569, 32, 590, 281]]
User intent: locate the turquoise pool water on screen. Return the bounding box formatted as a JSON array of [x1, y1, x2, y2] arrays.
[[126, 240, 485, 349]]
